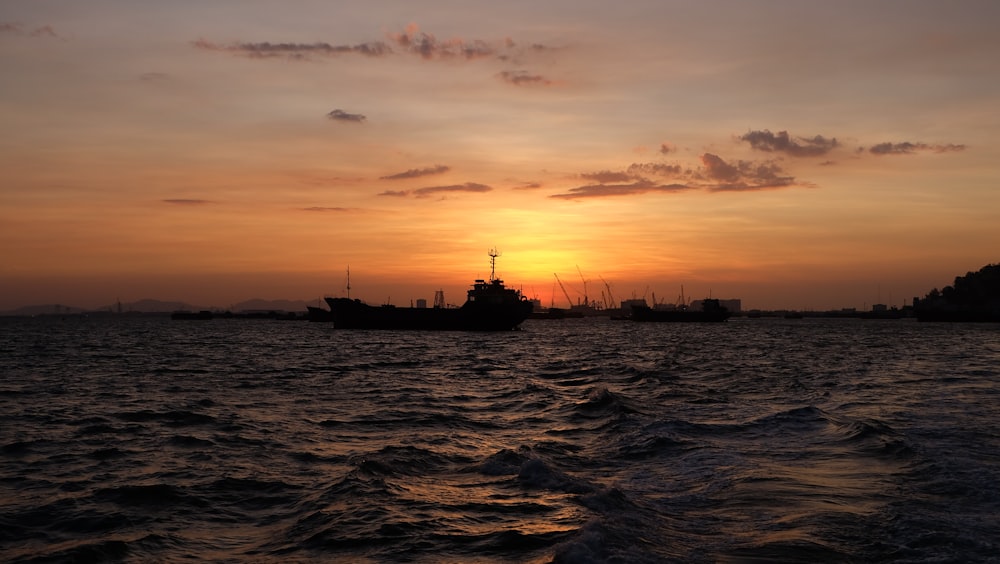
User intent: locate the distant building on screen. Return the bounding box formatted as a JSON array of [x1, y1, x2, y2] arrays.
[[416, 298, 428, 309], [720, 299, 741, 313], [619, 299, 648, 314]]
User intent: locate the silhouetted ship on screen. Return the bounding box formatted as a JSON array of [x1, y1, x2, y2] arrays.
[[630, 298, 732, 322], [317, 250, 533, 330]]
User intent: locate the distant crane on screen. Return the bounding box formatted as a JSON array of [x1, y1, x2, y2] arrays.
[[554, 273, 573, 308], [576, 266, 589, 308], [600, 276, 615, 309]]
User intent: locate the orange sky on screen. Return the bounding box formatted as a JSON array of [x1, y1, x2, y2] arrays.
[[2, 1, 998, 311]]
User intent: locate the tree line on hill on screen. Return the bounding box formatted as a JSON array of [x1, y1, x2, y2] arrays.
[[915, 263, 1000, 322]]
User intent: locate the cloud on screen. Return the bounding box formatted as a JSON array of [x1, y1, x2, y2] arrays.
[[659, 143, 675, 155], [580, 170, 633, 183], [740, 129, 838, 157], [513, 182, 543, 190], [627, 163, 683, 177], [379, 182, 493, 198], [414, 182, 491, 197], [327, 109, 366, 123], [498, 71, 554, 86], [139, 72, 169, 82], [163, 199, 210, 205], [1, 23, 58, 37], [551, 152, 801, 199], [387, 23, 505, 60], [550, 180, 692, 200], [192, 39, 391, 60], [699, 153, 796, 191], [380, 165, 450, 180], [302, 206, 358, 212], [866, 141, 966, 155]]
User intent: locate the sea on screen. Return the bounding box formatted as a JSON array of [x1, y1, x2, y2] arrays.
[[2, 315, 999, 563]]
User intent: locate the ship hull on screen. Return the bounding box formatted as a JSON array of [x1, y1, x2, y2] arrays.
[[325, 297, 532, 331]]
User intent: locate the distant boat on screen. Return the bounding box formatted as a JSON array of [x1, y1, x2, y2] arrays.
[[630, 298, 731, 323], [316, 250, 533, 330]]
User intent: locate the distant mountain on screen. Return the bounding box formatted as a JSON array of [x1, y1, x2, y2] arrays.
[[115, 299, 203, 313]]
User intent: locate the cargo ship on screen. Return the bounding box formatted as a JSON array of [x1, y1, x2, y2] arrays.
[[316, 250, 533, 330]]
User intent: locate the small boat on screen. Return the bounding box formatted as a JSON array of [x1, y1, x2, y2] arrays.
[[317, 250, 533, 330], [630, 298, 731, 323]]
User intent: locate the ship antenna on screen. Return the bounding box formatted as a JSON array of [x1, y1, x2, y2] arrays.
[[488, 248, 501, 281]]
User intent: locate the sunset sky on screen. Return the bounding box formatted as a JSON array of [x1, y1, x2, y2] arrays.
[[3, 0, 998, 311]]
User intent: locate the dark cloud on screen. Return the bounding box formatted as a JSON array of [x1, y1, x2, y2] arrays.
[[327, 109, 366, 123], [513, 182, 542, 190], [740, 129, 838, 157], [659, 143, 674, 155], [627, 163, 683, 177], [498, 71, 553, 86], [380, 165, 450, 180], [699, 153, 795, 191], [163, 199, 210, 205], [414, 182, 492, 197], [550, 153, 801, 199], [550, 180, 692, 200], [387, 24, 504, 60], [867, 141, 966, 155], [581, 170, 633, 183], [378, 182, 492, 198], [1, 23, 58, 37], [192, 39, 391, 60]]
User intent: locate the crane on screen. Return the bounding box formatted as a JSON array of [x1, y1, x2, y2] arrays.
[[600, 276, 615, 309], [554, 273, 573, 308], [576, 266, 589, 308]]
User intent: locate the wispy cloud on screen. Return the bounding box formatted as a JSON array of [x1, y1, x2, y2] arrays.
[[139, 72, 170, 82], [550, 180, 692, 200], [192, 39, 391, 60], [580, 171, 634, 183], [551, 153, 798, 199], [163, 199, 211, 205], [380, 165, 450, 180], [327, 109, 366, 123], [193, 24, 559, 85], [513, 182, 543, 190], [498, 71, 554, 87], [1, 23, 59, 37], [865, 141, 966, 155], [627, 163, 684, 177], [379, 182, 493, 198], [387, 24, 507, 61], [740, 129, 838, 157], [301, 206, 359, 212]]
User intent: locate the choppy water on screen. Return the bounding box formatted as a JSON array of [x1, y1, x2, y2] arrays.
[[2, 316, 999, 563]]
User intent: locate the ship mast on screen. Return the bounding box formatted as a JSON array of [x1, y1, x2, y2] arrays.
[[488, 248, 500, 281], [346, 266, 351, 299]]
